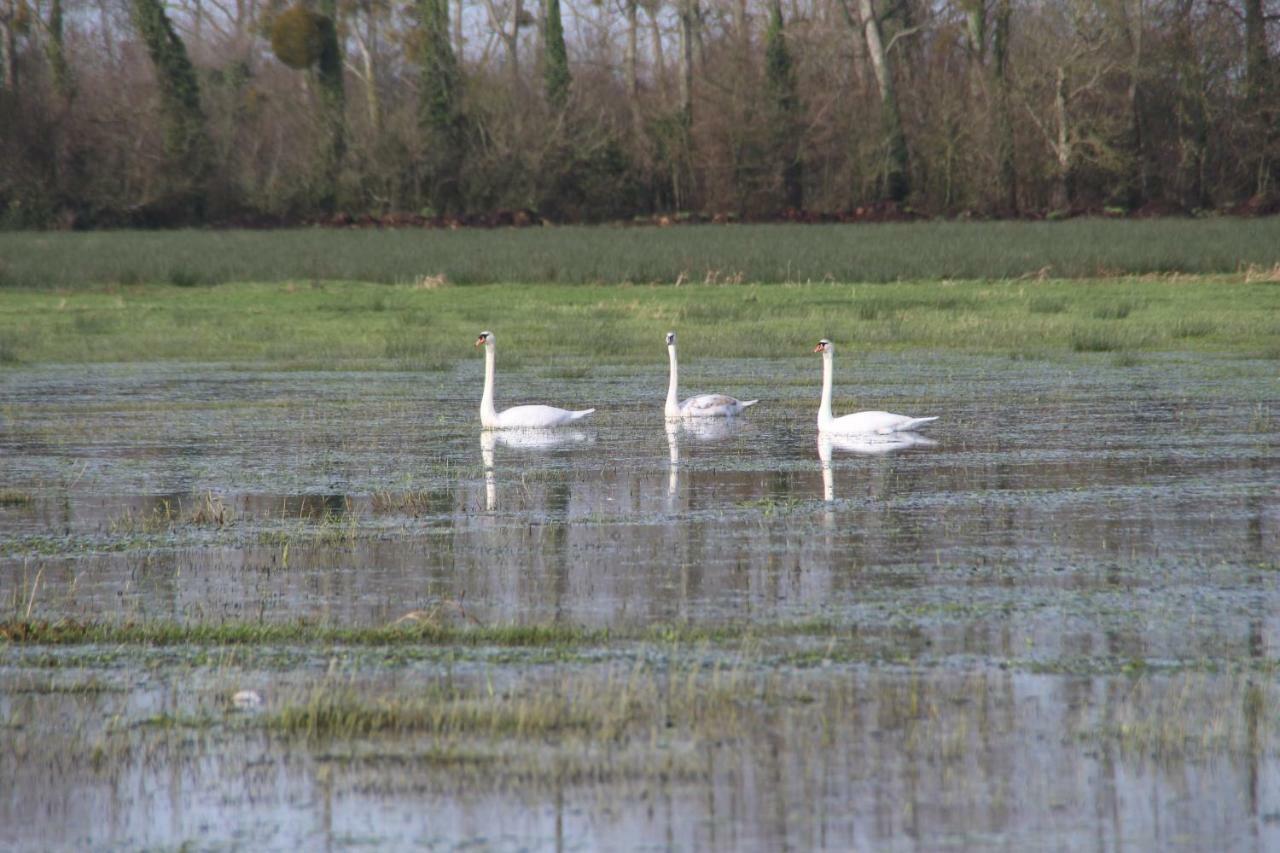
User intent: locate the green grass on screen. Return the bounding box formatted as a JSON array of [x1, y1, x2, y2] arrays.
[[0, 277, 1276, 366], [4, 219, 1280, 289]]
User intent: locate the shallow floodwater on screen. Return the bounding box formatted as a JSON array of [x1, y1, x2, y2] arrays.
[[1, 352, 1278, 850]]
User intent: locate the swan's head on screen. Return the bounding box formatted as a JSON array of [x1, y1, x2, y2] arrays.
[[814, 338, 832, 354], [666, 331, 676, 346], [475, 330, 493, 348]]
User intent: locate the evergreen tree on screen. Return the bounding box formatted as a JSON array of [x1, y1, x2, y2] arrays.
[[543, 0, 570, 110], [764, 0, 802, 209]]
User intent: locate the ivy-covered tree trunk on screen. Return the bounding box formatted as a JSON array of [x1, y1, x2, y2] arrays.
[[857, 0, 909, 202], [47, 0, 72, 100], [1, 0, 21, 93], [543, 0, 570, 110], [1173, 0, 1206, 209], [1244, 0, 1277, 198], [992, 0, 1017, 214], [316, 0, 345, 212], [130, 0, 212, 216], [1118, 0, 1146, 211], [417, 0, 464, 214], [764, 0, 801, 210], [672, 0, 697, 208]]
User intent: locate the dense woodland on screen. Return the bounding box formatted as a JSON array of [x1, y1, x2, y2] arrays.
[[0, 0, 1278, 227]]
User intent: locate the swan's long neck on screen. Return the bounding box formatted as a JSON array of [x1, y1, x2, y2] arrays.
[[480, 344, 498, 428], [665, 344, 680, 418], [818, 350, 834, 430]]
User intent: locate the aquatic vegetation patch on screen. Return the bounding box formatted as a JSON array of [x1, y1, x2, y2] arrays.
[[0, 489, 33, 506], [1079, 674, 1279, 760]]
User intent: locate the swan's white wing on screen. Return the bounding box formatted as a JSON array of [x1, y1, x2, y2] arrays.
[[825, 410, 937, 435], [495, 405, 594, 429], [679, 394, 755, 418]]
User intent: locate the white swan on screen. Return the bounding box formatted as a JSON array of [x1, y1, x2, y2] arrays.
[[814, 338, 937, 434], [665, 331, 758, 419], [476, 331, 595, 429]]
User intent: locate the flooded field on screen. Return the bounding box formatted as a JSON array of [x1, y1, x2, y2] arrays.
[[2, 351, 1277, 850]]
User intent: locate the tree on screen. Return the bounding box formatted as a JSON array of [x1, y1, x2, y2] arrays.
[[1244, 0, 1278, 199], [854, 0, 910, 202], [270, 3, 347, 211], [543, 0, 569, 109], [130, 0, 212, 214], [1171, 0, 1207, 208], [417, 0, 465, 213], [764, 0, 802, 209], [0, 0, 27, 93], [992, 0, 1017, 213], [46, 0, 71, 100]]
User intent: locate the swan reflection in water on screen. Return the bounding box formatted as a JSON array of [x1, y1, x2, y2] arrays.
[[818, 432, 937, 503], [664, 416, 748, 501], [480, 429, 590, 510]]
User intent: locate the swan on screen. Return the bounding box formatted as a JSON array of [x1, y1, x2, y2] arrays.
[[665, 331, 758, 418], [476, 331, 595, 429], [814, 338, 937, 434]]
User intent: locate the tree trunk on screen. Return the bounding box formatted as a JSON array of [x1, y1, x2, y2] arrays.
[[962, 0, 985, 65], [647, 2, 666, 101], [857, 0, 908, 201], [47, 0, 73, 99], [353, 16, 381, 134], [765, 0, 802, 209], [0, 0, 17, 93], [1051, 65, 1072, 210], [316, 0, 346, 212], [454, 0, 464, 57], [678, 0, 695, 127], [624, 0, 642, 132], [1173, 0, 1206, 209], [418, 0, 465, 213], [1121, 0, 1145, 210], [1243, 0, 1276, 197], [1244, 0, 1269, 107], [992, 0, 1016, 213], [129, 0, 212, 214]]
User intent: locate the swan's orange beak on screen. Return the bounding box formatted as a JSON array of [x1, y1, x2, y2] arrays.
[[813, 342, 825, 353], [475, 336, 486, 347]]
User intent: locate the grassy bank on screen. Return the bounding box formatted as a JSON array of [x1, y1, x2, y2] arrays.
[[0, 277, 1277, 366], [3, 219, 1280, 289]]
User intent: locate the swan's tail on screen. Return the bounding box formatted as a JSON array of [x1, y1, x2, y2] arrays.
[[739, 399, 759, 409], [897, 416, 938, 432], [566, 408, 595, 422]]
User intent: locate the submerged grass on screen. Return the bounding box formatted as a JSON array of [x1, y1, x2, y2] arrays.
[[0, 617, 848, 649], [0, 277, 1275, 365], [0, 489, 33, 506], [0, 618, 605, 648]]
